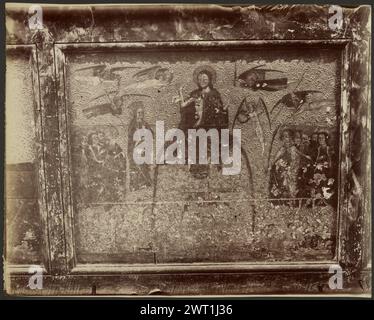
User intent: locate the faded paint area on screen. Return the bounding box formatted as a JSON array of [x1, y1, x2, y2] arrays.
[[5, 52, 43, 264], [5, 53, 36, 164]]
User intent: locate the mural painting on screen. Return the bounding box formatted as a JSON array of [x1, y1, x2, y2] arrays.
[[67, 49, 339, 263]]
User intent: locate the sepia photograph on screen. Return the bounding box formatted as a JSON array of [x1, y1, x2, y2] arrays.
[[2, 3, 372, 299]]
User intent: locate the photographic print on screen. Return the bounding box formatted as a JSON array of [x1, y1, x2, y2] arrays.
[[3, 3, 371, 297]]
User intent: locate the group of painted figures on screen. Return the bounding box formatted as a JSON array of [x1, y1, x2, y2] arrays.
[[77, 130, 126, 203], [76, 102, 153, 204], [269, 129, 337, 207]]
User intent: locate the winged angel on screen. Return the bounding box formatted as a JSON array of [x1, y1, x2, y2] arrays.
[[232, 64, 335, 173], [74, 64, 173, 119]]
